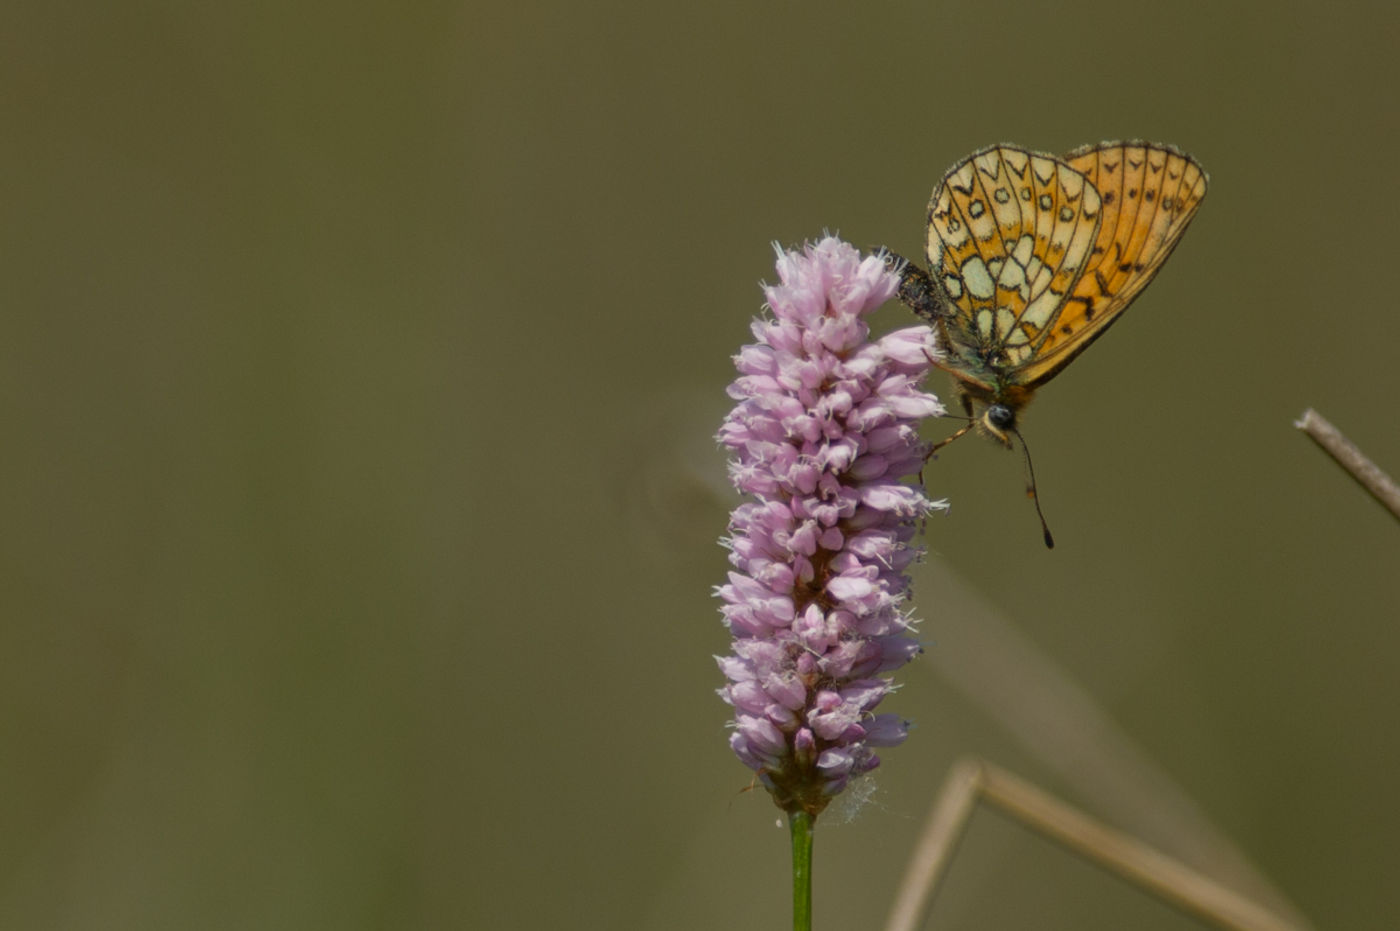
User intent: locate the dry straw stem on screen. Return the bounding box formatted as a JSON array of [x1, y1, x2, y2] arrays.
[[884, 758, 1311, 931], [1296, 408, 1400, 522], [913, 562, 1310, 926]]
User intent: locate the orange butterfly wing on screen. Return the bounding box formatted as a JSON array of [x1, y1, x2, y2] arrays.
[[924, 145, 1103, 392], [1014, 142, 1209, 385]]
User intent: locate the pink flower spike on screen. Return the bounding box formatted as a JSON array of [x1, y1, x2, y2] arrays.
[[714, 237, 943, 818]]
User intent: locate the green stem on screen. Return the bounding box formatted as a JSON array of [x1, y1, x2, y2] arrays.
[[789, 809, 815, 931]]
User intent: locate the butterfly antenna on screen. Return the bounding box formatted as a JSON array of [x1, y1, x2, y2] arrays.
[[1009, 427, 1055, 549]]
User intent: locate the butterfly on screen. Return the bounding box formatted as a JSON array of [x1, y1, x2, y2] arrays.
[[891, 141, 1208, 544]]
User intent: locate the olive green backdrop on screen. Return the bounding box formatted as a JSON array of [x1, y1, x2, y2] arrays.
[[3, 1, 1397, 929]]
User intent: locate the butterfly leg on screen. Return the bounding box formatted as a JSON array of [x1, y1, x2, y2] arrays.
[[918, 415, 975, 485], [923, 392, 976, 463], [928, 420, 975, 455]]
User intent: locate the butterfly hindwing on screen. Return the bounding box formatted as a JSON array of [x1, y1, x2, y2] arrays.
[[925, 145, 1103, 381]]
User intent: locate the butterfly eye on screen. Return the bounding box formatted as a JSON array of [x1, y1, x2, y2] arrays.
[[987, 404, 1016, 429]]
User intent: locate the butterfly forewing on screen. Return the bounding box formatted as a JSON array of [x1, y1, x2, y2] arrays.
[[925, 145, 1103, 378], [1017, 142, 1208, 383]]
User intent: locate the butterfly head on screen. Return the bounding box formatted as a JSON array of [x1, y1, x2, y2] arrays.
[[953, 380, 1033, 449], [980, 402, 1017, 447]]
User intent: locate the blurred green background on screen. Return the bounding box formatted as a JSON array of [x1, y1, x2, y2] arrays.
[[3, 1, 1397, 928]]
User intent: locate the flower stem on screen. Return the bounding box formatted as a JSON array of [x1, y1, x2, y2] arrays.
[[789, 809, 815, 931]]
